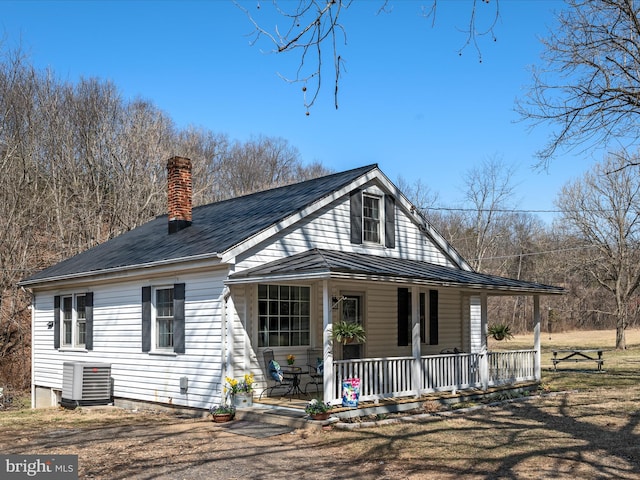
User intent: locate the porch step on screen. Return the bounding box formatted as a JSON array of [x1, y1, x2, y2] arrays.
[[236, 406, 310, 429]]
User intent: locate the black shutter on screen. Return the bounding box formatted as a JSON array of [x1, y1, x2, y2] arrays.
[[419, 292, 426, 343], [350, 190, 363, 244], [429, 289, 439, 345], [53, 295, 60, 349], [142, 286, 151, 353], [85, 292, 94, 351], [397, 288, 409, 346], [385, 194, 396, 248], [173, 283, 185, 354]]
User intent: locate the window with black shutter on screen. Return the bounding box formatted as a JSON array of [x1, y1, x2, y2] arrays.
[[142, 283, 185, 354]]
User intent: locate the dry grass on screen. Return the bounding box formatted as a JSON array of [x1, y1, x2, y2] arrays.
[[0, 329, 638, 479]]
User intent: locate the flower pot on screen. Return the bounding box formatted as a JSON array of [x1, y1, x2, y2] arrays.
[[310, 412, 331, 421], [211, 413, 234, 423], [232, 393, 253, 408]]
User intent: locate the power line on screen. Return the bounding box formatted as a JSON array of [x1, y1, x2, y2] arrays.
[[426, 206, 562, 214], [472, 244, 598, 261]]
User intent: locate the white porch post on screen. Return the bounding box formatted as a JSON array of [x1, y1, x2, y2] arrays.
[[480, 292, 489, 390], [411, 286, 422, 397], [534, 295, 541, 381], [322, 279, 334, 404]]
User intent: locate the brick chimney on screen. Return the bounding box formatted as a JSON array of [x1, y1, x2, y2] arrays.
[[167, 156, 192, 234]]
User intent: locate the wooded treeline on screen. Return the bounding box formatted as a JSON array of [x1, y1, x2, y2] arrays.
[[0, 50, 328, 389], [1, 48, 638, 390]]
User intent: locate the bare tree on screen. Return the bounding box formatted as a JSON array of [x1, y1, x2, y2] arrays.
[[519, 0, 640, 167], [0, 45, 332, 390], [396, 176, 440, 213], [461, 156, 518, 271], [556, 153, 640, 349], [237, 0, 500, 112], [216, 135, 327, 197]]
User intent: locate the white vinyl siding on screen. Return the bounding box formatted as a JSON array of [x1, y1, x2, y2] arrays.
[[235, 191, 455, 273], [32, 269, 228, 410]]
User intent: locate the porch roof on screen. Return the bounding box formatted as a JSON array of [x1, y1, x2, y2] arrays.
[[227, 248, 564, 295]]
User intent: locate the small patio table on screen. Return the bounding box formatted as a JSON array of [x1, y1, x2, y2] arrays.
[[281, 366, 308, 398]]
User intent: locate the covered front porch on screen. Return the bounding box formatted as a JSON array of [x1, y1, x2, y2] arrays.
[[328, 348, 538, 404], [227, 249, 563, 406]]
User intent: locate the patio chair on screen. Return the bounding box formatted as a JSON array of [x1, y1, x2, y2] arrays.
[[305, 348, 324, 395], [259, 349, 292, 399]]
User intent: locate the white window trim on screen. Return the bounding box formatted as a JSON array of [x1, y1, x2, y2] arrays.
[[152, 285, 175, 353], [257, 284, 312, 349], [60, 293, 87, 349], [362, 192, 384, 246]]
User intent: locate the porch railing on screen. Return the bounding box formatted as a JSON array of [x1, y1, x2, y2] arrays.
[[421, 352, 481, 392], [333, 356, 414, 401], [487, 350, 536, 386], [330, 350, 537, 403]]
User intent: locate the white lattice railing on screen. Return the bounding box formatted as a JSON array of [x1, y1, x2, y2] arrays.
[[330, 350, 537, 403]]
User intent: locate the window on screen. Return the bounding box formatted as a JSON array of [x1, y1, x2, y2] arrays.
[[350, 190, 395, 248], [62, 294, 87, 348], [155, 287, 174, 349], [141, 283, 185, 354], [362, 194, 381, 243], [397, 289, 435, 346], [258, 285, 310, 347]]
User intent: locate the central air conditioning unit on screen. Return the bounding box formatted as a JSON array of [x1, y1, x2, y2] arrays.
[[61, 362, 112, 408]]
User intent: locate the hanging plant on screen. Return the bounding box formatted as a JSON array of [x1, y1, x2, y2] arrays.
[[331, 321, 366, 345], [487, 323, 514, 341]]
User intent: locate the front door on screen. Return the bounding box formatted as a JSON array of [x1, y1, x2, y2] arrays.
[[341, 294, 364, 360]]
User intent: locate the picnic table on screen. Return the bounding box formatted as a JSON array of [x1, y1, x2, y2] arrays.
[[551, 349, 604, 371]]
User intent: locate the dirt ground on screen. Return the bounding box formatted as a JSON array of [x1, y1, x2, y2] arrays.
[[1, 407, 365, 480], [2, 385, 640, 480]]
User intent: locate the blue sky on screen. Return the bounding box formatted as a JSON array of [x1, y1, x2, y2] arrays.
[[2, 0, 593, 224]]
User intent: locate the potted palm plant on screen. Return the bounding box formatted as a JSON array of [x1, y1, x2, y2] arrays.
[[331, 321, 366, 345]]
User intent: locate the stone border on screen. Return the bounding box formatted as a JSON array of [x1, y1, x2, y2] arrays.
[[333, 390, 576, 430]]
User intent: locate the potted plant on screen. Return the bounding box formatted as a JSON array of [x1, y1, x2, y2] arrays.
[[209, 404, 236, 423], [331, 321, 366, 345], [487, 323, 514, 341], [305, 398, 333, 420], [286, 354, 296, 365], [225, 373, 255, 408]]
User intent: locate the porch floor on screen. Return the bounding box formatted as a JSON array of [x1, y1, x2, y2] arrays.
[[242, 382, 539, 428]]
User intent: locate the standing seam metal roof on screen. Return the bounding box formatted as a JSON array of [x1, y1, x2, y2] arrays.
[[228, 248, 564, 294]]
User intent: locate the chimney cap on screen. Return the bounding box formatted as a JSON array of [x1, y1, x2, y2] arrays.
[[167, 156, 192, 170]]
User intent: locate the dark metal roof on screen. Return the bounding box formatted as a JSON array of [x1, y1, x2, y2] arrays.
[[228, 249, 564, 295], [22, 165, 378, 285]]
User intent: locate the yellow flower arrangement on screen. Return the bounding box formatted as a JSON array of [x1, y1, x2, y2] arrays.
[[287, 354, 295, 365], [224, 373, 255, 395]]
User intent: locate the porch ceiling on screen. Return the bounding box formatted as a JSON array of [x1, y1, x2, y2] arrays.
[[227, 248, 564, 295]]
